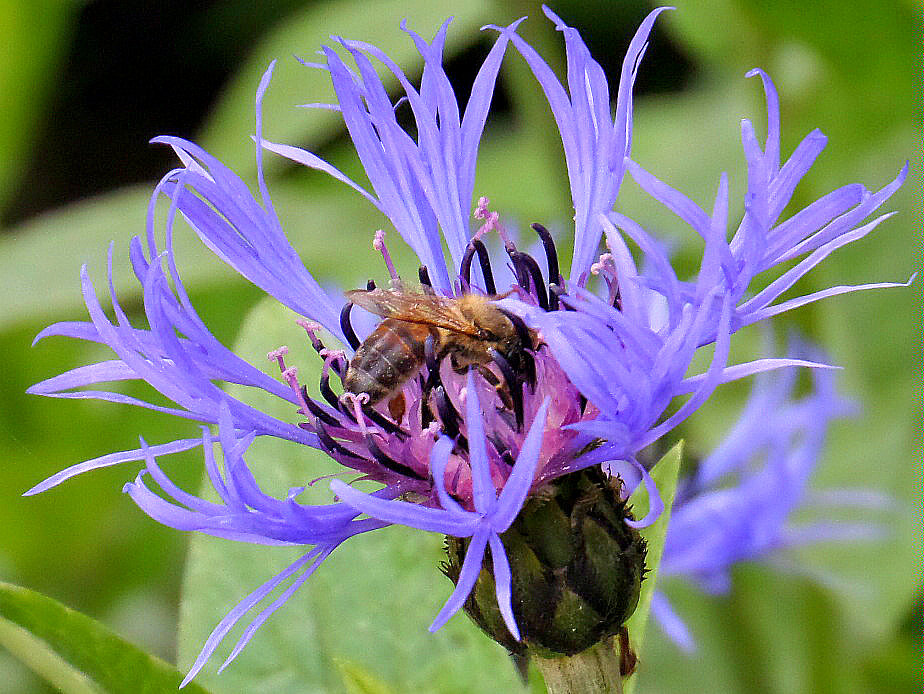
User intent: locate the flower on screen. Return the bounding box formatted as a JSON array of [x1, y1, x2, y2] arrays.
[[27, 5, 908, 684], [650, 346, 893, 652]]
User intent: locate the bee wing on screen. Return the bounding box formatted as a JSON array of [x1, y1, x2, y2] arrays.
[[345, 288, 481, 336]]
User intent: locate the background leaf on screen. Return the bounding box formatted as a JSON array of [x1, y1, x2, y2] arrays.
[[623, 442, 682, 694], [0, 582, 212, 694]]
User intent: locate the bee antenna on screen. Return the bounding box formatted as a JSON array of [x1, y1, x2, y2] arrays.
[[459, 238, 496, 295], [339, 302, 361, 350]]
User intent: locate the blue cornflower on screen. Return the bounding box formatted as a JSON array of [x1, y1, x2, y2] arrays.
[[27, 6, 908, 683], [650, 348, 891, 652]]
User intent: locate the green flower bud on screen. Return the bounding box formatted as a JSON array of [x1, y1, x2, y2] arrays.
[[443, 468, 647, 658]]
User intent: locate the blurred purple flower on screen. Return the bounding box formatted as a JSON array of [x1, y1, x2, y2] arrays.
[[26, 5, 908, 683], [650, 351, 891, 652]]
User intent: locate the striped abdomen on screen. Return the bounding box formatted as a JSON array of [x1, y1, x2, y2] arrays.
[[344, 319, 430, 404]]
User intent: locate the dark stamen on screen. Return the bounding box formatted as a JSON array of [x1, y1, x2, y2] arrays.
[[531, 223, 562, 291], [460, 239, 496, 295], [508, 250, 549, 310], [612, 286, 623, 311], [489, 435, 517, 467], [340, 303, 361, 350], [491, 349, 524, 430], [317, 426, 366, 461], [434, 385, 461, 439], [418, 265, 432, 288], [362, 404, 409, 440], [365, 434, 426, 480], [550, 284, 576, 311], [474, 364, 500, 388], [303, 388, 341, 427], [320, 371, 342, 410]]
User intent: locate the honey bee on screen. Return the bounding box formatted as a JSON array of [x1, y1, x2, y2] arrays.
[[343, 286, 536, 407]]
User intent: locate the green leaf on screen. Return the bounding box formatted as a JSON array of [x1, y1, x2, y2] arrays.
[[178, 297, 528, 694], [622, 441, 682, 694], [335, 659, 399, 694], [0, 582, 212, 694]]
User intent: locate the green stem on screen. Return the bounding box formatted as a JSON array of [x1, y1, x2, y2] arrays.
[[535, 637, 624, 694]]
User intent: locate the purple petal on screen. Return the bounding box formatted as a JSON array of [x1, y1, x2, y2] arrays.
[[259, 139, 379, 208], [624, 456, 664, 529], [745, 68, 780, 174], [491, 398, 550, 531], [626, 159, 710, 238], [464, 370, 495, 512], [330, 480, 475, 536], [428, 526, 490, 632], [488, 532, 520, 640], [742, 275, 915, 326], [217, 546, 336, 673], [430, 435, 466, 514], [24, 438, 203, 496], [180, 550, 322, 687], [741, 212, 899, 314], [676, 358, 837, 393]]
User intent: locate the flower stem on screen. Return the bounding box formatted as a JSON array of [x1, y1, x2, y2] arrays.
[[535, 637, 624, 694]]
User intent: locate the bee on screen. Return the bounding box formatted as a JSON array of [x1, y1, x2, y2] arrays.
[[342, 286, 536, 407]]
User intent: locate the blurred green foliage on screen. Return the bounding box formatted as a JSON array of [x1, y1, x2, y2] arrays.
[[0, 0, 919, 692]]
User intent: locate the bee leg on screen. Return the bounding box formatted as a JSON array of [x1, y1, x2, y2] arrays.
[[387, 393, 406, 422], [423, 335, 440, 391], [496, 308, 534, 351], [490, 349, 524, 430], [473, 364, 500, 387], [472, 364, 513, 411]]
